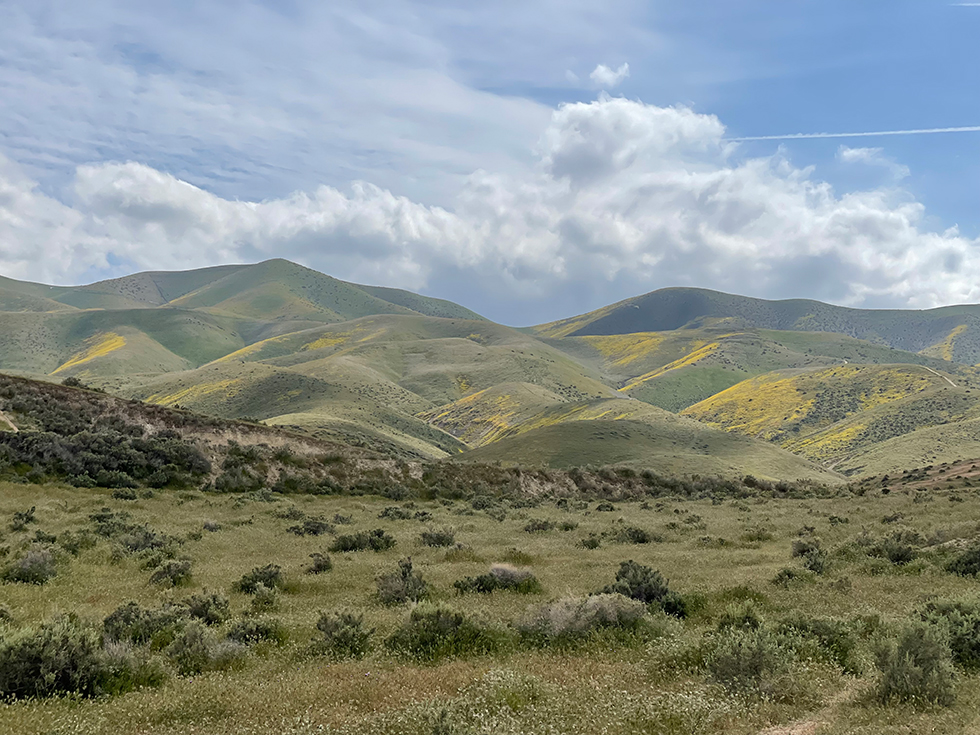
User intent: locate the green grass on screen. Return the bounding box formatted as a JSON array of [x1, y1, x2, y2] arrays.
[[5, 479, 980, 733]]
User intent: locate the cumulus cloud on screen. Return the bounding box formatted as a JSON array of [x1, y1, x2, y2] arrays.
[[589, 63, 630, 88], [2, 95, 978, 324], [838, 146, 910, 179]]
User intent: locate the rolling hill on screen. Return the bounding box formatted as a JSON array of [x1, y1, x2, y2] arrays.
[[6, 260, 980, 478]]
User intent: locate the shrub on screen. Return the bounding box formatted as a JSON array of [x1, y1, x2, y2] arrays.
[[249, 584, 279, 613], [518, 594, 647, 644], [454, 564, 542, 595], [419, 528, 456, 547], [947, 546, 980, 578], [227, 616, 288, 646], [791, 538, 828, 574], [9, 506, 36, 532], [770, 567, 816, 588], [376, 557, 429, 606], [385, 604, 502, 662], [875, 622, 957, 707], [59, 530, 96, 556], [2, 546, 57, 584], [777, 615, 863, 674], [379, 506, 413, 520], [235, 564, 285, 593], [167, 622, 246, 675], [919, 598, 980, 671], [203, 520, 221, 532], [579, 534, 601, 549], [614, 526, 658, 544], [707, 627, 800, 701], [330, 529, 396, 553], [0, 614, 165, 699], [524, 519, 555, 533], [287, 518, 334, 537], [870, 537, 917, 566], [600, 561, 687, 618], [111, 488, 138, 501], [103, 602, 186, 648], [595, 502, 615, 512], [305, 552, 333, 574], [184, 591, 230, 626], [313, 611, 373, 659], [149, 559, 193, 588], [717, 601, 765, 632]]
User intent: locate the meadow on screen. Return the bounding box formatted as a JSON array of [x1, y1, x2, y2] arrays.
[[4, 478, 980, 734]]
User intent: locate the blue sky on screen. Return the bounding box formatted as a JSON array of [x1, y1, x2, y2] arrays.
[[0, 0, 978, 324]]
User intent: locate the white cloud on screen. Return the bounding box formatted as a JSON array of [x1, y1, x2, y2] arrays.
[[589, 63, 630, 88], [838, 146, 910, 179], [2, 96, 978, 324]]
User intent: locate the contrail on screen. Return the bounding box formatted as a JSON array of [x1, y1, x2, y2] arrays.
[[730, 126, 980, 142]]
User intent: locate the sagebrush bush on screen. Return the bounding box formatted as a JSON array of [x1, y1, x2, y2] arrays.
[[947, 545, 980, 578], [707, 627, 800, 701], [614, 526, 658, 544], [167, 622, 246, 675], [717, 601, 765, 632], [287, 518, 334, 537], [376, 557, 429, 605], [777, 615, 863, 674], [149, 559, 192, 587], [235, 564, 285, 593], [419, 528, 456, 547], [184, 590, 230, 626], [103, 601, 187, 648], [313, 610, 373, 659], [523, 519, 555, 533], [305, 552, 333, 574], [249, 583, 279, 613], [600, 561, 687, 618], [791, 538, 828, 574], [330, 529, 396, 552], [0, 614, 165, 699], [518, 594, 647, 644], [386, 604, 503, 662], [227, 616, 289, 646], [918, 598, 980, 671], [770, 567, 816, 588], [454, 564, 542, 595], [875, 622, 957, 707], [2, 545, 57, 584]]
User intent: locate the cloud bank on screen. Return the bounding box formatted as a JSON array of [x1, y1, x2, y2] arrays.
[[1, 95, 978, 324]]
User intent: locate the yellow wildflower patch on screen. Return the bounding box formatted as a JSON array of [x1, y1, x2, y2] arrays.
[[51, 333, 127, 375], [579, 333, 667, 367]]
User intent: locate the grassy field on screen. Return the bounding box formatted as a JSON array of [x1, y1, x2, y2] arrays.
[[4, 477, 980, 734]]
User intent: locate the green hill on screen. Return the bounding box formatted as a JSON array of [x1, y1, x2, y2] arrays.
[[535, 287, 980, 364]]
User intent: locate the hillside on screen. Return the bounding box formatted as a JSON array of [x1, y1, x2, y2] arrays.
[[7, 261, 980, 477], [535, 287, 980, 364]]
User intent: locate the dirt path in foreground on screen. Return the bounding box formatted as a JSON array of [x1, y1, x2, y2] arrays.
[[758, 682, 862, 735], [0, 408, 18, 432]]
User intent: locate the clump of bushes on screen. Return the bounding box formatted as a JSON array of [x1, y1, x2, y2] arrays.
[[2, 545, 57, 584], [614, 526, 658, 544], [0, 614, 165, 699], [791, 538, 828, 574], [875, 622, 957, 707], [305, 552, 333, 574], [419, 528, 456, 547], [184, 591, 230, 626], [227, 616, 288, 646], [249, 584, 279, 613], [330, 529, 396, 553], [167, 622, 246, 675], [313, 611, 373, 659], [947, 545, 980, 578], [770, 567, 816, 588], [149, 559, 193, 588], [235, 564, 285, 593], [454, 564, 542, 595], [287, 517, 334, 537], [376, 557, 429, 605], [707, 627, 800, 701], [918, 597, 980, 671], [600, 561, 687, 618], [579, 534, 601, 549], [518, 594, 647, 644], [524, 519, 556, 533], [385, 604, 502, 662]]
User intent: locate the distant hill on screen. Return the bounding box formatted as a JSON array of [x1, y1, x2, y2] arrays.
[[534, 287, 980, 364], [6, 261, 980, 478]]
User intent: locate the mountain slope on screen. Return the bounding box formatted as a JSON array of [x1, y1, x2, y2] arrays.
[[535, 287, 980, 363]]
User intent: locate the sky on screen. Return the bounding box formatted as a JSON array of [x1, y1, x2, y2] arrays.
[[0, 1, 978, 325]]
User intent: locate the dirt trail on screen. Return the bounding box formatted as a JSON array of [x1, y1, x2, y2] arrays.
[[923, 366, 957, 388], [758, 682, 862, 735], [0, 408, 18, 432]]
